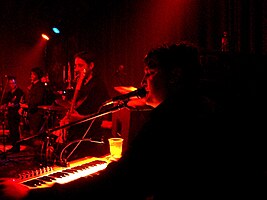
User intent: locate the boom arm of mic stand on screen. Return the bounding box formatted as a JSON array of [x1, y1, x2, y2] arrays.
[[47, 102, 127, 134]]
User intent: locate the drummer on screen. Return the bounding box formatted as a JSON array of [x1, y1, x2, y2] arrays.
[[18, 67, 48, 149], [20, 68, 57, 136]]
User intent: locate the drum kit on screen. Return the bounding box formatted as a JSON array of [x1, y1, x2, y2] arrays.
[[17, 86, 144, 164], [19, 103, 68, 134], [17, 101, 69, 164]]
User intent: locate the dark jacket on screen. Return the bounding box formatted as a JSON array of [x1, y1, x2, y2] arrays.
[[27, 81, 46, 114]]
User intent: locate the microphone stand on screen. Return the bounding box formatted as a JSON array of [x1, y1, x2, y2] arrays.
[[46, 101, 127, 166], [0, 78, 8, 157], [0, 77, 8, 106], [0, 78, 18, 164]]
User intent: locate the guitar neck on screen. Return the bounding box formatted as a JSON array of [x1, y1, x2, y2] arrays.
[[68, 88, 80, 115], [67, 69, 86, 117]]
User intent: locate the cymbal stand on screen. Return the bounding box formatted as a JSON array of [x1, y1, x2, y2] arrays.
[[0, 114, 7, 158], [0, 77, 8, 156], [39, 110, 57, 165], [0, 111, 18, 165]]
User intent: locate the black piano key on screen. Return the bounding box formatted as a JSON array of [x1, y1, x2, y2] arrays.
[[37, 176, 56, 182], [62, 169, 78, 173], [23, 179, 46, 187], [71, 160, 107, 171], [49, 172, 69, 178]]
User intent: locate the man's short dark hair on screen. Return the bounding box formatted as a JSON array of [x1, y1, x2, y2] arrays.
[[74, 51, 96, 64], [31, 67, 44, 79], [7, 76, 16, 82], [144, 41, 201, 89]]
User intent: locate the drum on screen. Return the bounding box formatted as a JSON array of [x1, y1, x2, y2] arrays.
[[38, 105, 67, 129]]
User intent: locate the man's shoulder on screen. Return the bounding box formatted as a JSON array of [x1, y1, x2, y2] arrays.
[[36, 81, 46, 90], [92, 76, 108, 87], [16, 87, 24, 94]]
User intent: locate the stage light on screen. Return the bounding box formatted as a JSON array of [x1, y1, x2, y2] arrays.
[[52, 27, 60, 34], [41, 34, 50, 40]]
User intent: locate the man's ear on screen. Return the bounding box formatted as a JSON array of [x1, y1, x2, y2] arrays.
[[89, 62, 94, 70], [169, 68, 182, 84]]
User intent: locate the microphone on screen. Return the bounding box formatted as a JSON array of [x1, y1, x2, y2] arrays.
[[103, 87, 146, 106]]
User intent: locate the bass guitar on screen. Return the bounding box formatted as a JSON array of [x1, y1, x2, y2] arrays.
[[55, 67, 87, 144]]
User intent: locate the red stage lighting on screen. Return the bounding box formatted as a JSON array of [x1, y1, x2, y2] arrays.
[[41, 34, 50, 40]]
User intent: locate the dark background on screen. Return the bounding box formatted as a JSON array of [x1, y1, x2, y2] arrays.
[[0, 0, 266, 97]]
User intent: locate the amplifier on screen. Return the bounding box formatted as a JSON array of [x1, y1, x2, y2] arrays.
[[111, 106, 151, 152]]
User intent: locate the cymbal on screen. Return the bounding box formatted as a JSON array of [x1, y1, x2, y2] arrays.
[[38, 105, 67, 111], [114, 86, 137, 94], [20, 103, 28, 109]]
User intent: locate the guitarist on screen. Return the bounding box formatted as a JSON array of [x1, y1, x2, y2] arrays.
[[0, 76, 24, 153], [58, 51, 111, 158]]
